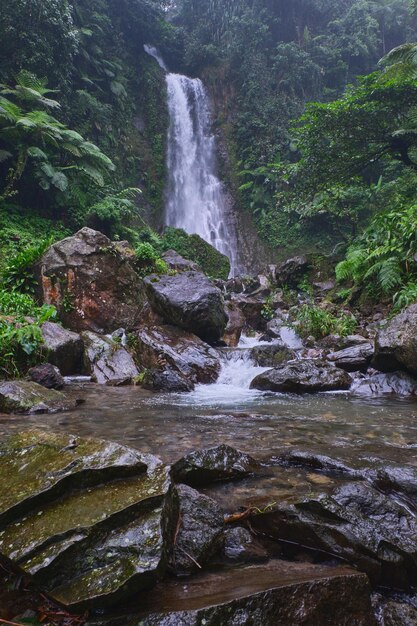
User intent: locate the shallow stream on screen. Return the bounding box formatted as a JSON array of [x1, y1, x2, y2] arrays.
[[2, 337, 417, 512]]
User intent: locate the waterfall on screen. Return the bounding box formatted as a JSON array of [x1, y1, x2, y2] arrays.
[[144, 45, 240, 276]]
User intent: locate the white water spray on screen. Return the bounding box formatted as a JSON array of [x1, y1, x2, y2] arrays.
[[145, 45, 240, 275]]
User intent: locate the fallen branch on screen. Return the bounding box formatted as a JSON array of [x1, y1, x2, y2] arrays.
[[224, 507, 255, 524], [176, 546, 202, 569]]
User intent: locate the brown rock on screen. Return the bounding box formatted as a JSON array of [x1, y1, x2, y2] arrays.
[[37, 228, 145, 333]]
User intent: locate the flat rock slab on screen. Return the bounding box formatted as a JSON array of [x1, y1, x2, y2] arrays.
[[0, 380, 79, 414], [86, 560, 375, 625], [0, 431, 176, 611]]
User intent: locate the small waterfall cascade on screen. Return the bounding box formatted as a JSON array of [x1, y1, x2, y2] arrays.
[[144, 45, 240, 275]]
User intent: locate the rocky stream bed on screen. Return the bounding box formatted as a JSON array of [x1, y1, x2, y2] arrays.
[[2, 228, 417, 624]]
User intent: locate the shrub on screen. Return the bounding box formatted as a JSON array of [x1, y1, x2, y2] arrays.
[[1, 237, 54, 294], [134, 242, 168, 277], [294, 304, 357, 339], [0, 290, 56, 379]]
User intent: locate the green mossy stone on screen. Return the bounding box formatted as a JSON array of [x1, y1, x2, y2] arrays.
[[162, 228, 231, 280]]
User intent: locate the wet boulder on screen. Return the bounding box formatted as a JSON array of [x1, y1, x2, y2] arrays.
[[82, 331, 139, 385], [135, 325, 220, 385], [144, 272, 228, 344], [231, 293, 267, 331], [85, 561, 375, 626], [171, 444, 260, 487], [327, 343, 374, 372], [275, 255, 310, 288], [250, 360, 351, 394], [169, 484, 224, 576], [320, 334, 370, 352], [141, 368, 194, 393], [251, 343, 295, 367], [28, 364, 64, 390], [161, 250, 201, 273], [41, 322, 84, 375], [37, 228, 145, 333], [0, 431, 176, 612], [351, 371, 417, 397], [223, 527, 268, 563], [250, 481, 417, 589], [265, 313, 287, 339], [222, 300, 245, 347], [377, 599, 417, 625], [0, 381, 78, 414], [373, 304, 417, 375]]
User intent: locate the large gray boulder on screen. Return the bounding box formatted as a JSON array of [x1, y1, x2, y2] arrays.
[[0, 431, 176, 612], [37, 228, 145, 333], [82, 331, 139, 385], [250, 360, 351, 393], [144, 272, 228, 344], [134, 325, 220, 386], [373, 304, 417, 375], [41, 322, 84, 375], [0, 381, 78, 414]]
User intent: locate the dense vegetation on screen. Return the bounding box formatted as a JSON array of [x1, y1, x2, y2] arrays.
[[1, 0, 417, 352]]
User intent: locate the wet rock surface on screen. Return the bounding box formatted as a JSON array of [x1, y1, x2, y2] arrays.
[[135, 325, 220, 385], [141, 367, 194, 392], [38, 228, 145, 333], [222, 300, 245, 347], [376, 598, 417, 625], [223, 526, 269, 563], [373, 304, 417, 375], [85, 561, 375, 626], [0, 431, 174, 612], [82, 331, 139, 385], [250, 359, 352, 393], [351, 371, 417, 397], [0, 380, 78, 414], [41, 322, 84, 375], [169, 484, 224, 576], [161, 250, 201, 273], [231, 293, 266, 331], [251, 343, 295, 367], [171, 445, 260, 487], [28, 363, 65, 390], [144, 271, 228, 344], [250, 480, 417, 589], [275, 255, 310, 288], [327, 343, 374, 372]]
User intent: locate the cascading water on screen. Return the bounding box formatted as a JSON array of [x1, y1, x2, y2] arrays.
[[144, 45, 240, 275]]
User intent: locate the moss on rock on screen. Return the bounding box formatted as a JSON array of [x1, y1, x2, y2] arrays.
[[162, 228, 231, 280]]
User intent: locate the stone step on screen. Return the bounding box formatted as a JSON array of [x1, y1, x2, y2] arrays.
[[0, 431, 176, 612], [0, 431, 152, 527], [1, 465, 169, 568], [85, 560, 376, 626]]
